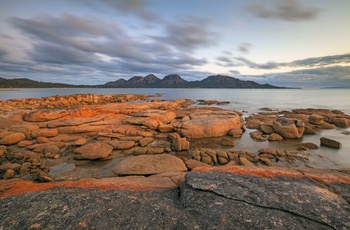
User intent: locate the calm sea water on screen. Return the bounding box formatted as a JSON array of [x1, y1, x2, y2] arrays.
[[1, 88, 350, 169]]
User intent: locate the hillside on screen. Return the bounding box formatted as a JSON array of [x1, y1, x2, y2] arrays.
[[104, 74, 283, 88], [0, 77, 90, 88], [0, 74, 283, 89]]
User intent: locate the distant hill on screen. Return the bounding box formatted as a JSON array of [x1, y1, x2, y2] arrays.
[[0, 77, 90, 88], [104, 74, 282, 89], [0, 74, 283, 89]]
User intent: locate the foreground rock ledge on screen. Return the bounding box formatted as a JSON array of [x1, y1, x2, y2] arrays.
[[1, 166, 349, 229]]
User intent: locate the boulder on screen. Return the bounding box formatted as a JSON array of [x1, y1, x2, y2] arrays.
[[74, 142, 113, 160], [139, 137, 154, 147], [239, 157, 255, 167], [249, 131, 267, 141], [331, 118, 349, 128], [308, 114, 324, 125], [0, 132, 25, 145], [273, 118, 305, 139], [304, 126, 317, 134], [320, 137, 342, 149], [107, 140, 135, 150], [300, 142, 319, 149], [43, 145, 61, 158], [228, 128, 243, 137], [24, 110, 68, 122], [260, 125, 274, 134], [268, 133, 283, 141], [31, 129, 59, 138], [185, 159, 212, 170], [9, 125, 40, 139], [177, 111, 242, 138], [170, 133, 190, 151], [112, 154, 187, 175], [3, 169, 15, 179]]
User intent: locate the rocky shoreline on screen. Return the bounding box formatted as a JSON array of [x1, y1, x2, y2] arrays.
[[1, 93, 350, 228]]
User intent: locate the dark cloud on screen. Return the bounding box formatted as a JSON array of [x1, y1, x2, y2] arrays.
[[237, 66, 350, 88], [290, 54, 350, 67], [0, 49, 7, 57], [229, 70, 241, 75], [156, 18, 216, 51], [247, 0, 320, 21], [2, 14, 213, 85], [29, 43, 99, 65], [223, 53, 350, 70]]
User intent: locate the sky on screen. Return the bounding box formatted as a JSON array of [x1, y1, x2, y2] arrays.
[[0, 0, 349, 88]]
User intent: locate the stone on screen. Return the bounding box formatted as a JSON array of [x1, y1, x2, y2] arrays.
[[304, 125, 317, 134], [0, 132, 25, 145], [24, 110, 69, 122], [74, 142, 113, 160], [276, 149, 286, 157], [43, 145, 60, 158], [217, 151, 229, 165], [308, 114, 325, 125], [0, 163, 21, 172], [320, 137, 342, 149], [259, 148, 277, 156], [185, 159, 212, 170], [331, 118, 349, 128], [9, 125, 40, 139], [200, 153, 213, 165], [239, 157, 255, 167], [273, 118, 305, 139], [112, 154, 187, 175], [158, 124, 174, 133], [132, 110, 176, 123], [74, 138, 87, 146], [260, 125, 274, 134], [260, 158, 274, 166], [300, 142, 319, 149], [177, 111, 243, 138], [228, 128, 243, 137], [139, 137, 154, 147], [3, 169, 15, 179], [249, 131, 267, 141], [107, 140, 135, 150], [31, 129, 58, 138], [318, 123, 336, 129], [170, 133, 189, 151], [132, 147, 165, 155], [268, 133, 283, 141], [220, 138, 235, 146], [37, 137, 49, 143]]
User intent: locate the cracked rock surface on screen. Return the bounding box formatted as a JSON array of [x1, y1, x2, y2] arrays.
[[1, 166, 349, 229]]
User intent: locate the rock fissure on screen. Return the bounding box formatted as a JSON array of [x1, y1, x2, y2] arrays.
[[186, 183, 336, 229]]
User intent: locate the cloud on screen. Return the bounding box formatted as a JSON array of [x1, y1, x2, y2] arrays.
[[235, 57, 280, 69], [247, 0, 320, 21], [217, 53, 350, 70], [2, 14, 213, 84], [155, 17, 216, 52], [238, 42, 252, 53], [237, 66, 350, 88], [229, 70, 241, 75], [73, 0, 159, 21], [290, 54, 350, 67]]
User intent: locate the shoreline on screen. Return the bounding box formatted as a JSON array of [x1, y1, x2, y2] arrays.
[[1, 93, 350, 228]]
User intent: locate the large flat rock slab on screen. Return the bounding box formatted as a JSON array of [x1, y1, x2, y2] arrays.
[[1, 167, 349, 229], [112, 154, 187, 175]]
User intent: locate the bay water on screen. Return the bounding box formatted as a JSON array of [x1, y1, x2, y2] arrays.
[[1, 88, 349, 169]]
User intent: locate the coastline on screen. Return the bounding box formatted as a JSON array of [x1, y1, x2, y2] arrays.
[[1, 93, 350, 228]]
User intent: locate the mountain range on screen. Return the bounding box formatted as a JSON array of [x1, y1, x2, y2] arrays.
[[104, 74, 282, 88], [0, 74, 282, 89]]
